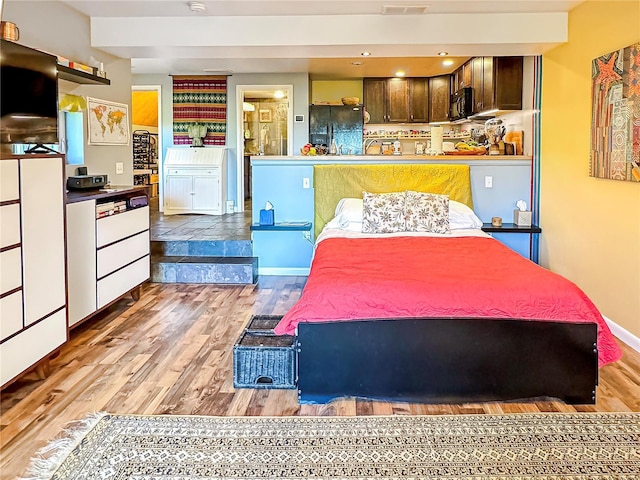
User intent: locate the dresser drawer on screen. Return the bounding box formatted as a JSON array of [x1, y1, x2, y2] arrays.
[[0, 308, 67, 387], [0, 204, 20, 249], [0, 290, 23, 341], [0, 248, 22, 294], [97, 230, 150, 279], [96, 207, 149, 248], [166, 167, 219, 176], [97, 255, 149, 309]]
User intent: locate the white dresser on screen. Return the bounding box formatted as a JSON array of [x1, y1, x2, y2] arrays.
[[0, 155, 67, 388], [66, 187, 150, 328], [164, 147, 228, 215]]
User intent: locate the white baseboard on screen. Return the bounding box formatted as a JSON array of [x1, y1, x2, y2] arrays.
[[603, 315, 640, 353], [258, 267, 310, 276]]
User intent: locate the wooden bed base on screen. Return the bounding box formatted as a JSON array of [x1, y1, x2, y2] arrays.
[[296, 318, 598, 405]]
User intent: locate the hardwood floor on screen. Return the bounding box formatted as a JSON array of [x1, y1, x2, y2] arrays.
[[2, 277, 639, 478]]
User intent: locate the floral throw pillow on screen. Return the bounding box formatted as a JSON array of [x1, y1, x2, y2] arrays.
[[362, 191, 406, 233], [405, 191, 451, 234]]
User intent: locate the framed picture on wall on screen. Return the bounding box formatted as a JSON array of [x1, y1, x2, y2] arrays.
[[87, 97, 130, 145], [259, 109, 272, 123], [589, 43, 640, 182]]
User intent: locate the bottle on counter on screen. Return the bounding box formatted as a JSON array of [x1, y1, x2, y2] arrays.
[[329, 139, 337, 155]]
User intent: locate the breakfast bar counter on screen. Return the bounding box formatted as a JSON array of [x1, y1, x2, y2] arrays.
[[251, 154, 532, 166]]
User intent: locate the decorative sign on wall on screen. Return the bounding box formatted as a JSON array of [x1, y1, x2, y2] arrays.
[[590, 43, 640, 182], [87, 97, 130, 145]]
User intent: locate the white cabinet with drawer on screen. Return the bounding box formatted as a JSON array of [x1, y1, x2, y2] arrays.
[[163, 147, 228, 215], [66, 195, 150, 328], [0, 156, 67, 388]]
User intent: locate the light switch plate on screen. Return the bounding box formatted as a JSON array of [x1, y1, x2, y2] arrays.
[[115, 162, 124, 174]]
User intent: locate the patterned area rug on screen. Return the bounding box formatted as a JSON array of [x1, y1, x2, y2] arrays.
[[22, 413, 640, 479]]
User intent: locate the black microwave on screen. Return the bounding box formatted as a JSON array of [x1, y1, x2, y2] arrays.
[[450, 87, 473, 121]]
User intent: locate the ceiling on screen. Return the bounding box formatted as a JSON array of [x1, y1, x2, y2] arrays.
[[56, 0, 585, 79]]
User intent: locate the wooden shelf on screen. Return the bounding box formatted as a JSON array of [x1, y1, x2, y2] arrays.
[[58, 65, 110, 85]]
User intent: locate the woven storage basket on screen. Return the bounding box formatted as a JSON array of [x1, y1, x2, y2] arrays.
[[233, 315, 296, 389], [341, 96, 359, 106], [246, 315, 282, 333]]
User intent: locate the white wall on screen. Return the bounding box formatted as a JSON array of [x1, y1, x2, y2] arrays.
[[3, 1, 134, 185]]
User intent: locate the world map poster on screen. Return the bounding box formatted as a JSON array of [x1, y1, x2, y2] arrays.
[[87, 97, 130, 145]]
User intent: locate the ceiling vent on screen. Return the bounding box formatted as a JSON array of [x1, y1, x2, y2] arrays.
[[381, 5, 429, 15], [188, 1, 206, 13]]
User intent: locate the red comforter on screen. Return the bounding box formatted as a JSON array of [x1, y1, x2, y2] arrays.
[[274, 235, 622, 367]]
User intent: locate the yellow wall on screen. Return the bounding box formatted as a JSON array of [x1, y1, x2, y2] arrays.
[[540, 1, 640, 337], [132, 90, 158, 128], [311, 80, 363, 104]]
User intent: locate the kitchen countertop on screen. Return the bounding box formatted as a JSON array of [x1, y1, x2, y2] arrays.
[[251, 154, 531, 161]]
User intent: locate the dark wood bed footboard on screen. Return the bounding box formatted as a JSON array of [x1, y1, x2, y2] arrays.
[[296, 318, 598, 405]]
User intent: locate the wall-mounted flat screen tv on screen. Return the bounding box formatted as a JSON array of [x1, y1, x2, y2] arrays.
[[0, 39, 59, 147]]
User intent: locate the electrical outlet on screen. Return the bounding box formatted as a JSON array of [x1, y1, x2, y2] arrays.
[[485, 176, 493, 188], [302, 231, 311, 241], [115, 162, 124, 174], [303, 177, 310, 189]]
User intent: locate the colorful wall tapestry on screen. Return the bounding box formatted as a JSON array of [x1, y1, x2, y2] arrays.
[[590, 43, 640, 182], [173, 76, 227, 146]]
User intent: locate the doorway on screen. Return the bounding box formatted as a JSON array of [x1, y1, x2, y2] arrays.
[[132, 85, 162, 212], [235, 85, 293, 211]]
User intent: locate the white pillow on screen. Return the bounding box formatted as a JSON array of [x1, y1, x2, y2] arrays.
[[334, 198, 363, 223], [449, 200, 483, 229]]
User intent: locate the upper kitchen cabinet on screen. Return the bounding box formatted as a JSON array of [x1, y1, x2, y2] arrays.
[[452, 60, 472, 93], [472, 56, 523, 113], [428, 75, 450, 123], [408, 78, 429, 123], [363, 77, 429, 124], [363, 78, 387, 124], [387, 78, 409, 122]]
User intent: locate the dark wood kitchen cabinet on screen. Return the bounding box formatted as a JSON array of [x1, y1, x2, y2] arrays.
[[472, 56, 523, 113], [363, 78, 387, 124], [408, 78, 429, 123], [452, 60, 472, 93], [363, 77, 429, 123], [387, 78, 410, 122], [428, 75, 450, 123]]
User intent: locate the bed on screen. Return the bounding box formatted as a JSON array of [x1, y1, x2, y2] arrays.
[[273, 164, 622, 405]]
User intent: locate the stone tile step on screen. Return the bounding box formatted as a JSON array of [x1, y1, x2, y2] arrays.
[[151, 239, 252, 257], [151, 255, 258, 284]]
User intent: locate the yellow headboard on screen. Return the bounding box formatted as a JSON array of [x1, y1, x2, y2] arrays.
[[313, 163, 473, 237]]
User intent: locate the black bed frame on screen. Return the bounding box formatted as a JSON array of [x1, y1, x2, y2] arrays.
[[296, 318, 598, 405]]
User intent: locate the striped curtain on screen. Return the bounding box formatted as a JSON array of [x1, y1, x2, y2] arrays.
[[173, 76, 226, 146]]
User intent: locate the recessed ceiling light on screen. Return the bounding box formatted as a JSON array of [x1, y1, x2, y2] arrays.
[[361, 51, 371, 57], [188, 1, 206, 12], [395, 71, 405, 77], [352, 61, 362, 66], [443, 60, 454, 66], [438, 51, 448, 56]]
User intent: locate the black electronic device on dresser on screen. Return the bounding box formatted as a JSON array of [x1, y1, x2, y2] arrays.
[[67, 174, 108, 190], [450, 87, 473, 121]]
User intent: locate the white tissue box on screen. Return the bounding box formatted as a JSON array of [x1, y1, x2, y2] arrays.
[[513, 210, 532, 227]]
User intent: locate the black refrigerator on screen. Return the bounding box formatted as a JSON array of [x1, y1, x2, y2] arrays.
[[309, 105, 364, 154]]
